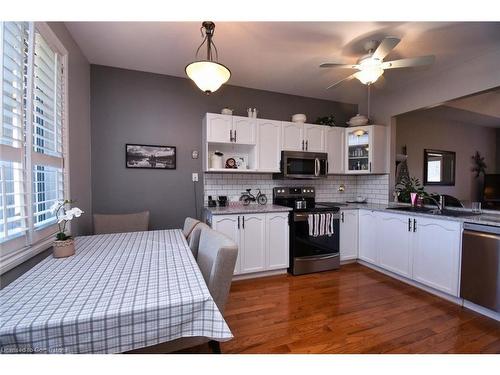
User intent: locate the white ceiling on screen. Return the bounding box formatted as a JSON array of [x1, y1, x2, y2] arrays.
[[65, 22, 500, 105]]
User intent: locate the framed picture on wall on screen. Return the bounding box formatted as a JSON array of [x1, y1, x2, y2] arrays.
[[125, 144, 176, 169]]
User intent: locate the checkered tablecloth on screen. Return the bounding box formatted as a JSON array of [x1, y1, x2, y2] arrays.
[[0, 229, 233, 354]]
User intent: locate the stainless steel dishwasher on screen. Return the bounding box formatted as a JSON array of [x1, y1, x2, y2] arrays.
[[460, 223, 500, 312]]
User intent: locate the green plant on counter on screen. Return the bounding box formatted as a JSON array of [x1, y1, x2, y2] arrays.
[[395, 176, 426, 203], [315, 115, 336, 126]]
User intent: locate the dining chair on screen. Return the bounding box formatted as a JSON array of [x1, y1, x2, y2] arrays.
[[127, 227, 238, 354], [182, 217, 201, 239], [93, 211, 150, 235], [187, 222, 210, 259]]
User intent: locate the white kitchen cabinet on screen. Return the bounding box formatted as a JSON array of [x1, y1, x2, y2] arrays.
[[205, 113, 233, 143], [240, 214, 267, 273], [266, 212, 289, 270], [412, 217, 462, 296], [358, 210, 378, 264], [256, 119, 281, 172], [211, 215, 242, 274], [232, 116, 256, 145], [209, 211, 290, 276], [345, 125, 387, 174], [339, 209, 358, 261], [281, 122, 304, 151], [204, 114, 255, 145], [326, 127, 344, 174], [303, 124, 325, 152], [377, 212, 412, 278]]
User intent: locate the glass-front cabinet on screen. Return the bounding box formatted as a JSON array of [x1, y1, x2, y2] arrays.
[[346, 127, 372, 173]]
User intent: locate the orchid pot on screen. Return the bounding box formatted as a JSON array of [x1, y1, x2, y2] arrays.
[[51, 200, 84, 258]]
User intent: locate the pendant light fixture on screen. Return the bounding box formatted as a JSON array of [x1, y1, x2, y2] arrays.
[[185, 21, 231, 94]]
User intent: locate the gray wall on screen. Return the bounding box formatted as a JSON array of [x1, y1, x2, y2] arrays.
[[91, 65, 357, 229], [396, 109, 497, 203], [1, 23, 91, 287], [497, 129, 500, 172]]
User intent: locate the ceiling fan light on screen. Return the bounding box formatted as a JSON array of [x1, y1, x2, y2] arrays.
[[185, 61, 231, 94], [354, 66, 384, 85]]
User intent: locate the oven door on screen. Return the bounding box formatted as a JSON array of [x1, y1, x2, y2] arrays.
[[281, 151, 328, 179], [291, 211, 340, 258]]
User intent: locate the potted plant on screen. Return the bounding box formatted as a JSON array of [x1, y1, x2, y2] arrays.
[[395, 176, 426, 203], [51, 200, 84, 258]]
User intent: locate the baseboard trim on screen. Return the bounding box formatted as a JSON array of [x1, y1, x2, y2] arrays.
[[233, 269, 287, 281], [463, 300, 500, 322]]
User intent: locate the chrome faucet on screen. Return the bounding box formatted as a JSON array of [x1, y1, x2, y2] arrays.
[[426, 194, 445, 213]]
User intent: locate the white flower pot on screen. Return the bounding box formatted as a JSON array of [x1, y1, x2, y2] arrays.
[[53, 239, 75, 258]]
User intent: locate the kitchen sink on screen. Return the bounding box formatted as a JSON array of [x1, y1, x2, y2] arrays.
[[386, 206, 480, 217]]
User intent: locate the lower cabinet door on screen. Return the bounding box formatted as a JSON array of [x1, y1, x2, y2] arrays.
[[412, 217, 461, 296], [266, 213, 289, 270], [339, 210, 358, 261], [377, 213, 412, 278], [358, 210, 378, 264], [240, 214, 267, 274], [211, 215, 241, 275]]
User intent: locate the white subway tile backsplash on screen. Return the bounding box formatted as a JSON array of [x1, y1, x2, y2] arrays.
[[203, 172, 389, 205]]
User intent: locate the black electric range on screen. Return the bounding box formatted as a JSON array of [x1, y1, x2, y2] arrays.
[[273, 187, 341, 275]]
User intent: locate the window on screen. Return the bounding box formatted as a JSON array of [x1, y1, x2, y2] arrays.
[[1, 22, 68, 269], [423, 149, 456, 186]]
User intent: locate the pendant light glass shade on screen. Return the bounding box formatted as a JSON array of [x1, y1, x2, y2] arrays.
[[185, 60, 231, 94], [185, 21, 231, 94]]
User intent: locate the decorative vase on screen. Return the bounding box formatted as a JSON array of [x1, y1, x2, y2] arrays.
[[53, 239, 75, 258]]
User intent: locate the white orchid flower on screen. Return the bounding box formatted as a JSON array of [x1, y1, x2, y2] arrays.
[[50, 201, 62, 214], [68, 207, 84, 217]]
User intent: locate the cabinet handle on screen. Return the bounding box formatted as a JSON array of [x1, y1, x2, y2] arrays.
[[326, 160, 329, 174], [302, 140, 305, 150], [408, 218, 412, 232], [341, 212, 344, 223], [369, 162, 372, 172], [234, 130, 237, 142], [238, 216, 240, 229], [242, 216, 245, 229], [413, 219, 417, 232], [306, 140, 308, 150], [230, 129, 233, 142]]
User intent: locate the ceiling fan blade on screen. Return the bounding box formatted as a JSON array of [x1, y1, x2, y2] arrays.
[[320, 63, 359, 69], [372, 37, 400, 60], [382, 55, 435, 69], [326, 74, 357, 90]]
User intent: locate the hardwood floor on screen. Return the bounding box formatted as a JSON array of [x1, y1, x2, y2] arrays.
[[211, 263, 500, 354]]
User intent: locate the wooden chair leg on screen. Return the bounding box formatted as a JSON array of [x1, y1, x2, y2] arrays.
[[208, 340, 221, 354]]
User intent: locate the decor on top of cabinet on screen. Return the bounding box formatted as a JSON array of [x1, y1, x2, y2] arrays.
[[126, 144, 176, 169], [315, 115, 336, 126], [346, 114, 369, 126], [221, 108, 233, 115], [51, 200, 84, 258], [247, 108, 258, 118], [291, 113, 307, 123]]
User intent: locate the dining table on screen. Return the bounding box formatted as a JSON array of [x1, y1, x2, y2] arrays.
[[0, 229, 233, 354]]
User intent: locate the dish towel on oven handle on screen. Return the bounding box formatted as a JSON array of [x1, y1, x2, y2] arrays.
[[308, 213, 334, 237]]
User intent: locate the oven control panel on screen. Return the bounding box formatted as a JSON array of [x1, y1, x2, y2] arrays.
[[273, 187, 315, 198]]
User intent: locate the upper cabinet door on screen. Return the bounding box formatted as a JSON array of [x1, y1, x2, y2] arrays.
[[257, 119, 281, 172], [232, 116, 256, 145], [206, 114, 232, 143], [345, 126, 371, 174], [281, 122, 304, 151], [303, 124, 325, 152], [326, 127, 344, 174]]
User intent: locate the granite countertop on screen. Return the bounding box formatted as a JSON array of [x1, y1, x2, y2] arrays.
[[336, 202, 500, 227], [204, 203, 292, 215]]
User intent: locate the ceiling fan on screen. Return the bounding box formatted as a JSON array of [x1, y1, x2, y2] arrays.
[[320, 37, 435, 89]]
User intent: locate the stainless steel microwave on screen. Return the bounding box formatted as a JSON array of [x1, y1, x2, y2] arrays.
[[274, 151, 328, 179]]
